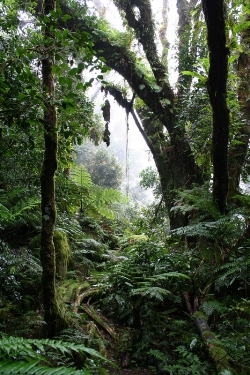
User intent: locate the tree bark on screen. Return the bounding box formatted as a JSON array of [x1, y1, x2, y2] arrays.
[[202, 0, 230, 214], [40, 0, 66, 337], [228, 14, 250, 198]]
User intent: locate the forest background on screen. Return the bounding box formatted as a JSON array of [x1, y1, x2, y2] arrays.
[[1, 0, 250, 374]]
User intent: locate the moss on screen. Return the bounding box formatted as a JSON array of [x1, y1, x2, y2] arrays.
[[58, 279, 90, 305], [193, 310, 207, 321], [208, 345, 232, 372], [29, 230, 71, 280], [53, 230, 71, 279]]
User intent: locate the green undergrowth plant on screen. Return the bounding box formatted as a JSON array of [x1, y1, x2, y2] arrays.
[[69, 164, 127, 220], [0, 188, 41, 227], [0, 241, 42, 312], [98, 238, 199, 367], [171, 185, 248, 248], [0, 334, 113, 374]]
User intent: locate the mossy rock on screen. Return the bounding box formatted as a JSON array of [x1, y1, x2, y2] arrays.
[[29, 230, 71, 280]]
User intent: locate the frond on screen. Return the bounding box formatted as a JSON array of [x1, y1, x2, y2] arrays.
[[70, 164, 92, 189], [0, 360, 91, 375], [0, 336, 107, 360], [0, 336, 114, 375], [200, 299, 227, 318], [130, 286, 171, 301]]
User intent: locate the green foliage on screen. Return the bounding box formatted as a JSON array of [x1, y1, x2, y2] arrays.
[[70, 164, 93, 190], [200, 299, 227, 318], [76, 144, 123, 189], [90, 149, 123, 189], [0, 241, 42, 308], [69, 164, 127, 219], [139, 166, 161, 198], [0, 335, 111, 375], [0, 361, 91, 375], [0, 188, 40, 226], [215, 244, 250, 292]]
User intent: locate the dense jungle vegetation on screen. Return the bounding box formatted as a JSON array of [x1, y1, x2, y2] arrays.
[[1, 0, 250, 374]]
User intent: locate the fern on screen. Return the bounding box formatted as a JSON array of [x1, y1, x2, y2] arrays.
[[0, 336, 113, 375], [172, 210, 246, 247], [69, 165, 127, 219], [215, 252, 250, 291], [200, 299, 227, 318], [130, 286, 171, 301], [0, 360, 92, 375], [70, 164, 92, 189], [90, 185, 127, 220], [0, 336, 108, 359]]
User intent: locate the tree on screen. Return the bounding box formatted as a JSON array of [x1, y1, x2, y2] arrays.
[[76, 145, 123, 189], [202, 0, 229, 214], [40, 0, 67, 337], [53, 0, 250, 227]]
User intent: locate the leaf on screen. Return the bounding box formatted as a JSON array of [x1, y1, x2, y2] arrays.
[[0, 360, 90, 374], [234, 20, 250, 33], [130, 286, 171, 301], [61, 14, 72, 22], [69, 68, 78, 76], [182, 70, 207, 82], [228, 54, 239, 64], [70, 164, 92, 189]]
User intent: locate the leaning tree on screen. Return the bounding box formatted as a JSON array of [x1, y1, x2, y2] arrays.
[[50, 0, 250, 228]]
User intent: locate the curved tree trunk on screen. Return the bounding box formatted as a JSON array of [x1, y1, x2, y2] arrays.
[[202, 0, 230, 214], [40, 0, 67, 337], [53, 0, 204, 230]]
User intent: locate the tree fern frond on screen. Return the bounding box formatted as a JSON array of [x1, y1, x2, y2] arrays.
[[70, 164, 92, 189], [146, 272, 190, 281], [130, 286, 171, 301], [200, 299, 227, 317], [215, 253, 250, 291]]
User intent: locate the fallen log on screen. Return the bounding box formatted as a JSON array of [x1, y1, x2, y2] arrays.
[[81, 305, 117, 341], [183, 292, 233, 373]]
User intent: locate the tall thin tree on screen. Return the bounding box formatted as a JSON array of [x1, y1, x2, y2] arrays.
[[202, 0, 230, 214], [40, 0, 66, 337]]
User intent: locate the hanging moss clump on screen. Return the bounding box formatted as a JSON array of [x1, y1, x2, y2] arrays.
[[29, 230, 71, 280]]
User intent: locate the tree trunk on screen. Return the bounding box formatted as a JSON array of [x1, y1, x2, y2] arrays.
[[183, 293, 233, 373], [228, 14, 250, 198], [40, 0, 66, 337], [202, 0, 230, 214]]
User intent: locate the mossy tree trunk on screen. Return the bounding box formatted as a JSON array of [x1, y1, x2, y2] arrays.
[[183, 293, 233, 373], [228, 14, 250, 199], [40, 0, 66, 338], [202, 0, 230, 214]]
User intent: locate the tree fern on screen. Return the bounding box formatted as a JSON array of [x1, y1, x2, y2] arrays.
[[130, 286, 171, 301], [0, 336, 108, 359], [70, 164, 92, 189], [172, 210, 246, 247], [215, 251, 250, 291], [69, 164, 127, 219]]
